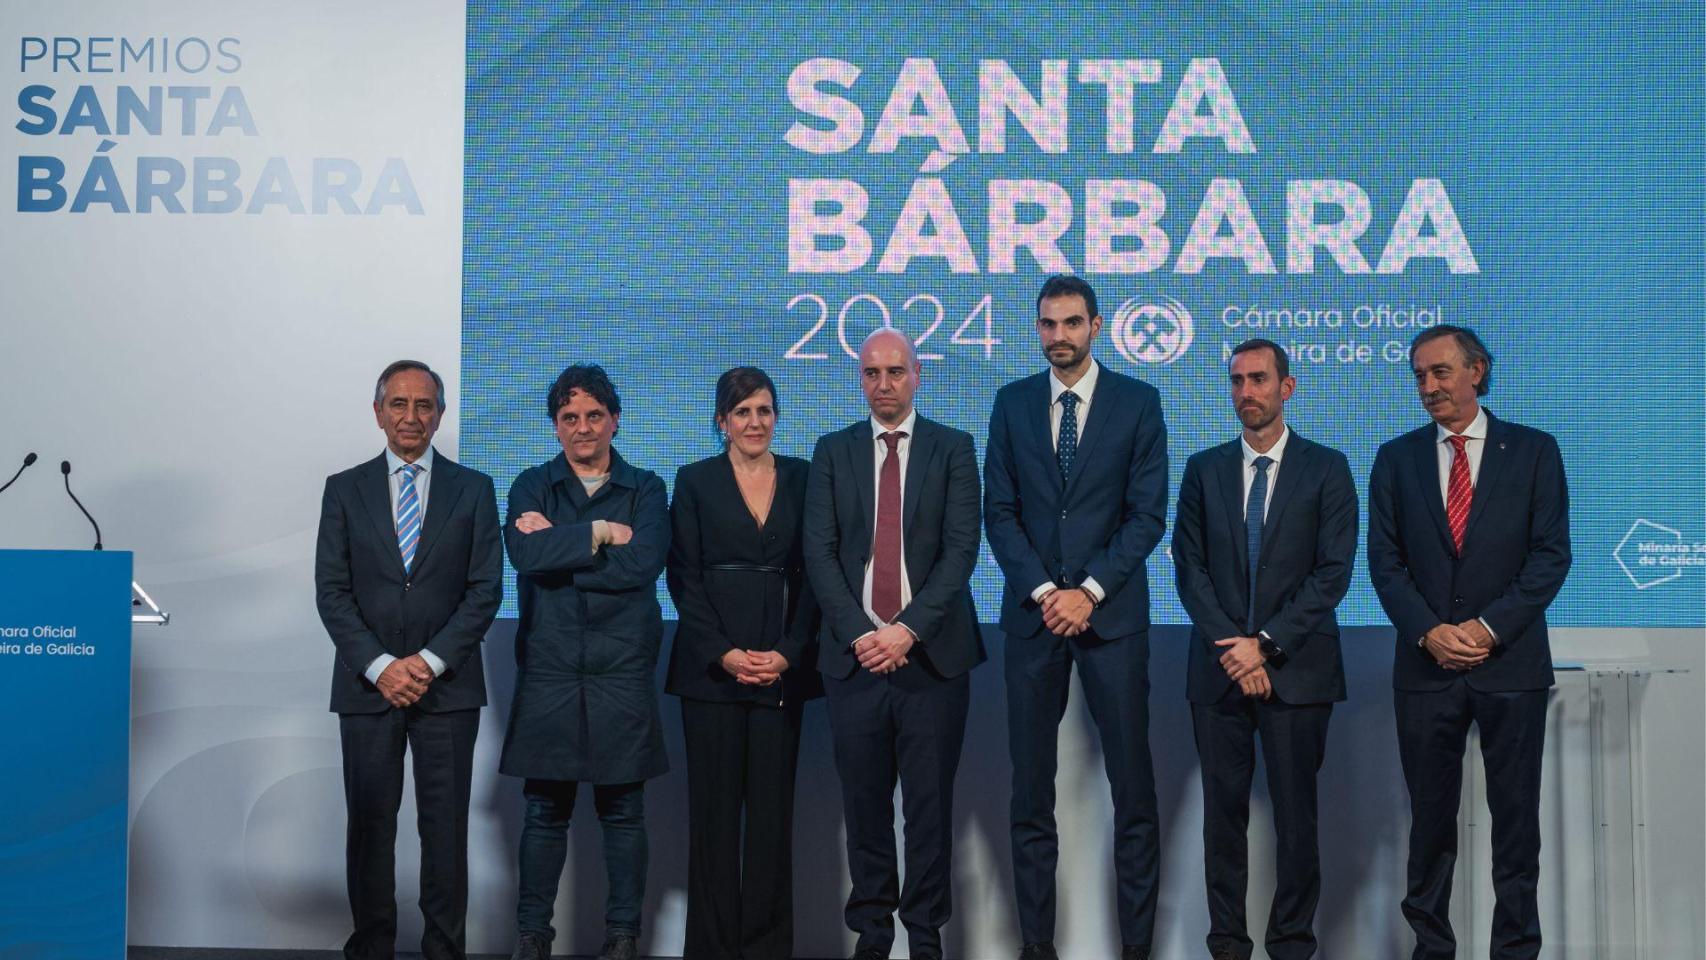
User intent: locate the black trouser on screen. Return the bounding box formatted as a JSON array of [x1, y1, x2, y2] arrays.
[[1006, 629, 1160, 948], [339, 706, 479, 960], [680, 697, 805, 960], [1396, 680, 1548, 960], [1192, 694, 1333, 960], [824, 659, 970, 960]]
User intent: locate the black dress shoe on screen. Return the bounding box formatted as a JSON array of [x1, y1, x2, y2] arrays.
[[1120, 946, 1151, 960], [849, 948, 888, 960], [1209, 949, 1240, 960], [509, 932, 550, 960], [1018, 943, 1059, 960], [597, 934, 637, 960]]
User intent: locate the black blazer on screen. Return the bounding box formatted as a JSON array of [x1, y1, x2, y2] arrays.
[[803, 415, 985, 680], [1173, 432, 1358, 705], [1369, 411, 1571, 692], [665, 452, 823, 705], [984, 365, 1169, 640], [315, 449, 503, 715]]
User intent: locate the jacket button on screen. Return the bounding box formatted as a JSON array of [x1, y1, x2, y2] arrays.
[[404, 581, 412, 591], [1059, 510, 1068, 519], [1454, 596, 1464, 605]]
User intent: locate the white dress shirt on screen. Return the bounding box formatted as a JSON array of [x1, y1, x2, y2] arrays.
[[861, 409, 917, 635], [1431, 405, 1499, 643], [366, 446, 446, 684], [1241, 425, 1290, 521], [1030, 362, 1108, 604]]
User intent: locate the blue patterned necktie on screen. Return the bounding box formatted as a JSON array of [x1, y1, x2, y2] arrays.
[[396, 463, 423, 571], [1245, 455, 1273, 633], [1057, 390, 1080, 481]]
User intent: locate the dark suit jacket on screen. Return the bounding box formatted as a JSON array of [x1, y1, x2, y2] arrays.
[[665, 452, 823, 705], [803, 414, 985, 681], [315, 448, 503, 715], [984, 365, 1169, 641], [1173, 432, 1358, 705], [1368, 411, 1571, 692]]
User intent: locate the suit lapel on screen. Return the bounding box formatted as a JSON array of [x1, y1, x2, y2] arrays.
[[1461, 412, 1507, 550], [1025, 375, 1061, 495], [850, 421, 875, 547], [1216, 442, 1248, 581], [903, 418, 931, 532], [356, 454, 407, 578], [1414, 427, 1455, 554], [1257, 434, 1307, 563], [409, 450, 463, 573], [1063, 369, 1113, 494]]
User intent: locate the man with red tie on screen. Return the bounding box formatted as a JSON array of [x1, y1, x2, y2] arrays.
[[802, 328, 985, 960], [1369, 326, 1571, 960]]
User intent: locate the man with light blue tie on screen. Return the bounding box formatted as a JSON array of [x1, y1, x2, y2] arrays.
[[985, 275, 1169, 960], [1173, 339, 1358, 960], [315, 360, 503, 960]]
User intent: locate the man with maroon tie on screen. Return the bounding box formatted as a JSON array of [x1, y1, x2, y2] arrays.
[[802, 327, 985, 960], [1369, 325, 1571, 960]]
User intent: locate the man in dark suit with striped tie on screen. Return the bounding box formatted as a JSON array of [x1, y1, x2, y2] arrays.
[[1172, 339, 1358, 960], [315, 360, 503, 960], [1369, 326, 1570, 960], [803, 328, 985, 960]]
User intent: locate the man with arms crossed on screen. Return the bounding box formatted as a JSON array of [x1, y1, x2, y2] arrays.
[[315, 360, 503, 960], [1370, 325, 1570, 960], [984, 275, 1168, 960], [1172, 339, 1357, 960], [803, 328, 984, 960]]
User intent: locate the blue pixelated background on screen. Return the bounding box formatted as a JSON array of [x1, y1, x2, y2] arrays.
[[464, 0, 1705, 624]]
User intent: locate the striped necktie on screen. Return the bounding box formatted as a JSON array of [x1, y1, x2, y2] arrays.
[[1446, 435, 1472, 555], [396, 463, 423, 571]]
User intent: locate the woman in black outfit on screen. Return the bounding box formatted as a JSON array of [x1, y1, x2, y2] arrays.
[[665, 366, 821, 960]]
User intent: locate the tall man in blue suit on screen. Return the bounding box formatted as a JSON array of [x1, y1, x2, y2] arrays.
[[1370, 326, 1570, 960], [804, 327, 985, 960], [985, 275, 1168, 960], [1172, 339, 1358, 960], [316, 360, 503, 960]]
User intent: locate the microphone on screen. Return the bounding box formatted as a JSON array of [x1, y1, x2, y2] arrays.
[[0, 452, 36, 495], [61, 460, 103, 550]]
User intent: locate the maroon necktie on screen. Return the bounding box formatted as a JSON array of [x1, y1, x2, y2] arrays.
[[871, 431, 907, 624], [1446, 434, 1472, 555]]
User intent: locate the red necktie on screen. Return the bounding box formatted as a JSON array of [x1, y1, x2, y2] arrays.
[[871, 431, 906, 623], [1446, 434, 1472, 555]]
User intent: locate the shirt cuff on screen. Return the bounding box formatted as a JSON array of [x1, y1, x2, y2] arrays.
[[364, 653, 398, 685], [1079, 576, 1106, 605], [1030, 582, 1055, 603], [1479, 617, 1500, 645], [417, 648, 447, 677]]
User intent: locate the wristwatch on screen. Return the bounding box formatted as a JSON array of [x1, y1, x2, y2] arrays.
[[1257, 631, 1287, 668]]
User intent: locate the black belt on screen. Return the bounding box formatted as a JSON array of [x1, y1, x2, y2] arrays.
[[704, 563, 785, 575]]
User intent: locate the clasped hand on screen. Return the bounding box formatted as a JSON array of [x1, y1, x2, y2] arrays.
[[1424, 620, 1493, 671], [855, 624, 914, 674], [1041, 587, 1093, 637], [721, 649, 789, 686], [375, 653, 436, 708], [1215, 636, 1272, 700]]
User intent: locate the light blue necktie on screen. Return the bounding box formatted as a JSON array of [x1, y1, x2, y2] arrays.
[[396, 463, 423, 571], [1057, 390, 1080, 481], [1245, 455, 1272, 633]]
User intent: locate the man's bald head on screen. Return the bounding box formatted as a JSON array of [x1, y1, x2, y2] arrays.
[[858, 326, 920, 428]]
